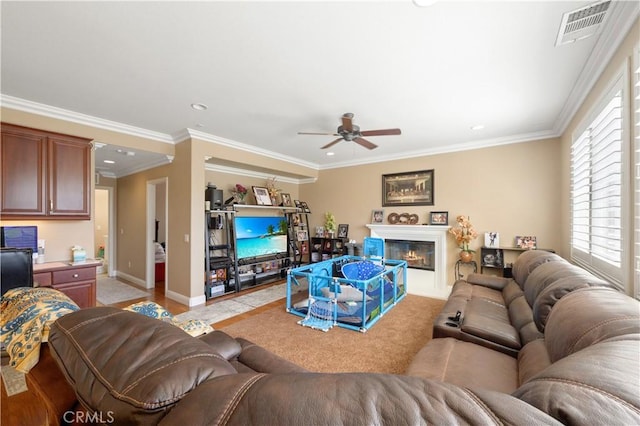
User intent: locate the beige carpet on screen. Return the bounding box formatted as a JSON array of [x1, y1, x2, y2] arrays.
[[221, 294, 445, 374]]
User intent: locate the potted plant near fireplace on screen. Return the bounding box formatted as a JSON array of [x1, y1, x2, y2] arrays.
[[449, 215, 478, 262]]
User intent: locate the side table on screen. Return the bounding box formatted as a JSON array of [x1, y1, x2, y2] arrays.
[[455, 259, 477, 280]]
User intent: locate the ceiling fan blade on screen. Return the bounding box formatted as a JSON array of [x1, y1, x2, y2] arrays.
[[354, 137, 378, 150], [298, 132, 340, 136], [360, 128, 402, 137], [341, 113, 354, 132], [321, 138, 343, 149]]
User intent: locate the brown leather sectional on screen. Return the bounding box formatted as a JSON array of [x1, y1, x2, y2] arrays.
[[40, 253, 639, 424], [431, 250, 622, 356]]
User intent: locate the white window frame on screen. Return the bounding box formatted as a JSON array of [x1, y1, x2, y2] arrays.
[[570, 64, 630, 289], [633, 45, 640, 299]]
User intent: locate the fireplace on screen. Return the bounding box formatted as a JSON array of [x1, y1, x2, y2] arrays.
[[366, 224, 451, 299], [386, 239, 434, 271]]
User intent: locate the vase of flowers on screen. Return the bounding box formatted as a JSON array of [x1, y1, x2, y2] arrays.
[[449, 215, 478, 262], [231, 184, 248, 204], [266, 176, 281, 205]]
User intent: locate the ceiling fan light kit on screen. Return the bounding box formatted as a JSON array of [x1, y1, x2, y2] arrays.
[[298, 113, 401, 150]]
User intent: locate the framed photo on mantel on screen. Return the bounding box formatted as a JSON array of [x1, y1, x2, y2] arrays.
[[429, 211, 448, 225]]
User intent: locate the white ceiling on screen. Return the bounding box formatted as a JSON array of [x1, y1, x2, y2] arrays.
[[1, 1, 638, 178]]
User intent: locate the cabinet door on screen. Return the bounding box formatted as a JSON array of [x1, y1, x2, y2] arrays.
[[48, 135, 91, 218], [53, 280, 96, 308], [0, 125, 47, 216]]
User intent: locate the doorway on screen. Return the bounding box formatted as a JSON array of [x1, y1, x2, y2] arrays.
[[146, 178, 168, 292], [94, 187, 115, 277]]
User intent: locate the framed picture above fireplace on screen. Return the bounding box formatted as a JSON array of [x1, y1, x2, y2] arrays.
[[382, 169, 434, 206]]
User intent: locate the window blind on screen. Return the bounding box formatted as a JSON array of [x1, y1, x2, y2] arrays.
[[634, 47, 640, 298], [571, 82, 623, 282]]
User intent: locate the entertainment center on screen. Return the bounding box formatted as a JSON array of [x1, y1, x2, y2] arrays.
[[204, 204, 309, 299]]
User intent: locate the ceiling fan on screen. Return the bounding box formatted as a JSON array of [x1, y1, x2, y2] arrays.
[[298, 113, 401, 150]]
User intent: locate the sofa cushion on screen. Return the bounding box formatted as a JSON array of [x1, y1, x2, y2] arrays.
[[406, 338, 518, 393], [522, 261, 590, 306], [544, 288, 640, 362], [511, 250, 563, 289], [461, 298, 520, 350], [465, 273, 509, 291], [48, 307, 237, 424], [516, 339, 550, 385], [507, 295, 534, 331], [513, 340, 640, 425], [532, 275, 620, 331], [198, 330, 243, 360], [449, 280, 504, 305], [501, 280, 524, 305], [235, 337, 309, 373], [160, 372, 560, 426]]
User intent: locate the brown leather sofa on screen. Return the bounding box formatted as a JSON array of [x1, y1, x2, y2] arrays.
[[46, 307, 560, 425], [43, 257, 639, 426], [432, 250, 621, 356]]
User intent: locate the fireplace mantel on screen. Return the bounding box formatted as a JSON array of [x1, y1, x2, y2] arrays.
[[366, 224, 451, 299]]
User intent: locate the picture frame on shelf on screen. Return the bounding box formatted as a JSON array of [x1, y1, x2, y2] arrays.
[[382, 169, 434, 207], [484, 232, 500, 247], [301, 241, 309, 254], [296, 229, 309, 241], [337, 224, 349, 238], [515, 236, 537, 249], [481, 248, 503, 267], [294, 199, 302, 208], [315, 226, 324, 237], [252, 186, 272, 205], [281, 193, 292, 207], [372, 209, 384, 223], [429, 211, 448, 225], [300, 201, 311, 213]]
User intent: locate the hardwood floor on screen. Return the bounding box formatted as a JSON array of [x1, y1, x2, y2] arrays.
[[106, 277, 287, 328]]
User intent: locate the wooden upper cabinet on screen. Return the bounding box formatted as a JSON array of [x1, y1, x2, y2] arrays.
[[1, 125, 47, 216], [0, 123, 92, 220]]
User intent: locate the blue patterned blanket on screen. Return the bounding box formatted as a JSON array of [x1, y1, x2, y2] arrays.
[[1, 287, 79, 373]]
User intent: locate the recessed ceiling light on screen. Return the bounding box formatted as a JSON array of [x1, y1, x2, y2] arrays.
[[413, 0, 438, 6], [326, 152, 335, 156], [191, 103, 208, 111], [103, 160, 115, 164], [471, 124, 485, 130]]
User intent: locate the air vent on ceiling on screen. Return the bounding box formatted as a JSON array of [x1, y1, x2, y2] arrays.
[[555, 0, 610, 46]]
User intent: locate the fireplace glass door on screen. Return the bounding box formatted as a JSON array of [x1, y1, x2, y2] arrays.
[[385, 239, 435, 271]]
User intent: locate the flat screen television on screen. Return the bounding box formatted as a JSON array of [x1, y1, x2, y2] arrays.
[[1, 226, 38, 252], [234, 216, 288, 260]]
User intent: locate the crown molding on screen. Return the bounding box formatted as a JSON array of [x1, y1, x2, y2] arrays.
[[185, 128, 320, 171], [552, 0, 640, 136], [318, 129, 559, 170], [1, 94, 175, 144], [204, 162, 316, 185]]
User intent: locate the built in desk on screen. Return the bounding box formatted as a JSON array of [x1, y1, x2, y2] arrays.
[[33, 260, 101, 308]]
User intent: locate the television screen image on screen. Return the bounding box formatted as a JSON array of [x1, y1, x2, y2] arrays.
[[1, 226, 38, 252], [234, 216, 288, 260]]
